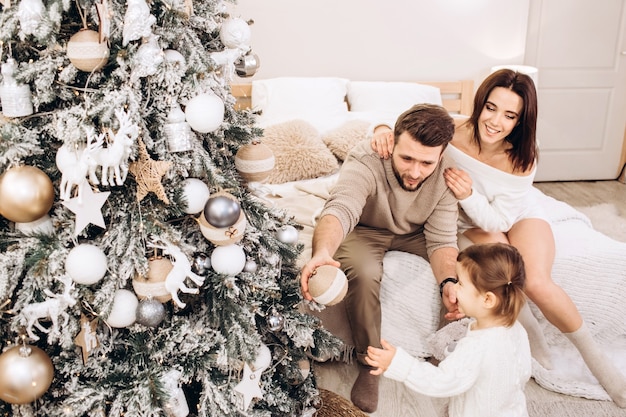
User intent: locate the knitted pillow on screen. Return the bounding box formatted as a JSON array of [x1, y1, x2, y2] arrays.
[[322, 119, 370, 161], [261, 120, 339, 184]]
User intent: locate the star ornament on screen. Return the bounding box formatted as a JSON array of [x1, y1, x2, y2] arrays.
[[62, 182, 110, 236], [129, 138, 172, 204], [234, 363, 263, 411]]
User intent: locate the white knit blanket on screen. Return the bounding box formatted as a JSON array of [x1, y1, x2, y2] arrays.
[[257, 178, 626, 401]]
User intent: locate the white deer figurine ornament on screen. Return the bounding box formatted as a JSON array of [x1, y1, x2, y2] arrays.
[[147, 236, 205, 308], [56, 138, 102, 202], [88, 108, 138, 187], [21, 275, 77, 341]]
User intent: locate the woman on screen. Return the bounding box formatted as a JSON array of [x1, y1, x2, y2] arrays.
[[371, 69, 626, 408]]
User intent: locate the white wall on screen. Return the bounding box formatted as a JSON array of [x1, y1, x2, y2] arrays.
[[228, 0, 530, 88]]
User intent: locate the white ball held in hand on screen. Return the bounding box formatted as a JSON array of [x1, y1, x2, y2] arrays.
[[309, 265, 348, 306]]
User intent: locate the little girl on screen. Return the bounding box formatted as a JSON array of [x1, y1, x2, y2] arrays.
[[366, 243, 531, 417]]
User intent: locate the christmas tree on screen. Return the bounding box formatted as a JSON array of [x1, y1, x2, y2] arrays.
[[0, 0, 341, 415]]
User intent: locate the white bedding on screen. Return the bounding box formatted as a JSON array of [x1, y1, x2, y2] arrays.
[[252, 175, 626, 402]]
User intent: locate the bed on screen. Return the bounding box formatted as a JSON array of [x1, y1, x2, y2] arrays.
[[231, 77, 626, 405]]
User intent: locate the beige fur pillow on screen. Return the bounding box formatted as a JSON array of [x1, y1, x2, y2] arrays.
[[261, 120, 339, 184], [322, 119, 370, 161]]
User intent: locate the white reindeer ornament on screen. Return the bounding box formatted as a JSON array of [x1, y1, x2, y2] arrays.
[[56, 139, 101, 202], [147, 236, 205, 308], [87, 108, 137, 187], [20, 275, 77, 341]]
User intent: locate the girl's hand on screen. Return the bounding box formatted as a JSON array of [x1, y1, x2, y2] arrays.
[[444, 167, 473, 200], [442, 283, 465, 321], [365, 339, 396, 375], [370, 129, 394, 160]]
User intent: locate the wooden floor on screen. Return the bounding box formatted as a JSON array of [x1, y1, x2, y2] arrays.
[[534, 179, 626, 213], [314, 180, 626, 417]]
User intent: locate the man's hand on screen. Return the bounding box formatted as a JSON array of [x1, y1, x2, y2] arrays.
[[300, 255, 341, 301], [365, 339, 396, 375], [370, 128, 394, 160]]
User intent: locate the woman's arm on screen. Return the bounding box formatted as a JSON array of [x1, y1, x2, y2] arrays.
[[370, 126, 394, 159]]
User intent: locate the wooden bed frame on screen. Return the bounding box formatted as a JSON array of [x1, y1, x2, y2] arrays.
[[231, 80, 475, 115]]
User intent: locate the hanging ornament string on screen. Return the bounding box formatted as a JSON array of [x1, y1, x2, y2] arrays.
[[81, 299, 114, 349], [74, 0, 88, 29]]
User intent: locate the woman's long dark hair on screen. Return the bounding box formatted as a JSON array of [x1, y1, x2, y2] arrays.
[[468, 69, 538, 173]]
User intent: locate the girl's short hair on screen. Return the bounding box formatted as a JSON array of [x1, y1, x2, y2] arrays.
[[458, 243, 526, 327]]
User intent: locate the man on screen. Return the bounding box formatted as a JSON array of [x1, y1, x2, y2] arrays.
[[300, 104, 461, 413]]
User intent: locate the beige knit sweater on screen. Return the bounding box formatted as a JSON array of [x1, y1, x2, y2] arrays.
[[320, 140, 458, 257]]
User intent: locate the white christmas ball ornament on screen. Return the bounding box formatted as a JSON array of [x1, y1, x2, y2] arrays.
[[251, 343, 271, 371], [106, 289, 138, 328], [65, 244, 108, 285], [309, 265, 348, 306], [276, 225, 299, 244], [181, 178, 210, 214], [185, 93, 225, 133], [243, 259, 257, 273], [163, 49, 186, 68], [219, 18, 251, 50], [211, 244, 246, 275], [15, 214, 54, 235]]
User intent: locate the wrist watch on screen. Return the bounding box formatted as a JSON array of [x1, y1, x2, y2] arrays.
[[439, 277, 458, 298]]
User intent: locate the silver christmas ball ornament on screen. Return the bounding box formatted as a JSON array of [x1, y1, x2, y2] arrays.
[[235, 50, 260, 78], [267, 306, 285, 332], [276, 225, 299, 244], [203, 193, 241, 228], [192, 253, 211, 276], [136, 298, 166, 327]]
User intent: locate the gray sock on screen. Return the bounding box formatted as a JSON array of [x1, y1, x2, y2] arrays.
[[518, 302, 553, 369], [565, 322, 626, 408]]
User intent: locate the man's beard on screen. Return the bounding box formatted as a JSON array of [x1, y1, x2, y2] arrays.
[[392, 160, 424, 192]]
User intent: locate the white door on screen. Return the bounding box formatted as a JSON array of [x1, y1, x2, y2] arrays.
[[525, 0, 626, 181]]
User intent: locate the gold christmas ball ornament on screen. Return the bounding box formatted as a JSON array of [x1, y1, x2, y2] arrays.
[[0, 165, 54, 223], [0, 344, 54, 404], [132, 258, 174, 303], [308, 265, 348, 306], [198, 210, 246, 246], [66, 29, 109, 72], [235, 141, 275, 183]]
